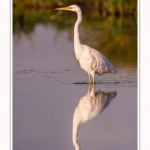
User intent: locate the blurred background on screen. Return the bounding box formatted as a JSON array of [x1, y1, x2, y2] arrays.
[[13, 2, 137, 149], [13, 0, 137, 71]]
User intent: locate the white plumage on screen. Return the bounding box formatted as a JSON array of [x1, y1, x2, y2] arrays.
[[55, 5, 117, 83], [72, 84, 117, 150]]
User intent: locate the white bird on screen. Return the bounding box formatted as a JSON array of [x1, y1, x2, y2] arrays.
[[72, 84, 117, 150], [54, 5, 117, 84]]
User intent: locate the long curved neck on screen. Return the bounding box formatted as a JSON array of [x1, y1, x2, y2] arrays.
[[72, 108, 81, 150], [74, 10, 82, 60]]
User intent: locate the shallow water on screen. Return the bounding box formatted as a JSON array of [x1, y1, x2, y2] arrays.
[[13, 23, 137, 150]]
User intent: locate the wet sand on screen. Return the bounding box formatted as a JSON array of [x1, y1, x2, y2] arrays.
[[13, 24, 137, 150]]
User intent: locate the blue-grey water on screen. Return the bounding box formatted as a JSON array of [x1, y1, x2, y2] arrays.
[[13, 23, 137, 150]]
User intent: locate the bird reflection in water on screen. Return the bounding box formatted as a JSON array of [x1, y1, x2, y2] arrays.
[[72, 84, 117, 150]]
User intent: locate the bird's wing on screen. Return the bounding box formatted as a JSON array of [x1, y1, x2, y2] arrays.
[[88, 46, 117, 74], [79, 45, 117, 74], [98, 91, 117, 113]]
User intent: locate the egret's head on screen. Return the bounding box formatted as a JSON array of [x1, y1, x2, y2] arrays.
[[54, 5, 81, 13]]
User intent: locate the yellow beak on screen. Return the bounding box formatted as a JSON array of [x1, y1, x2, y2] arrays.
[[54, 7, 70, 11]]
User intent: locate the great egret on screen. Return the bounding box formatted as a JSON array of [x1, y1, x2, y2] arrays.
[[72, 84, 117, 150], [54, 5, 117, 84]]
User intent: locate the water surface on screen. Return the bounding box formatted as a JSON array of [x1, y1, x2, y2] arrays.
[[13, 15, 137, 150]]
